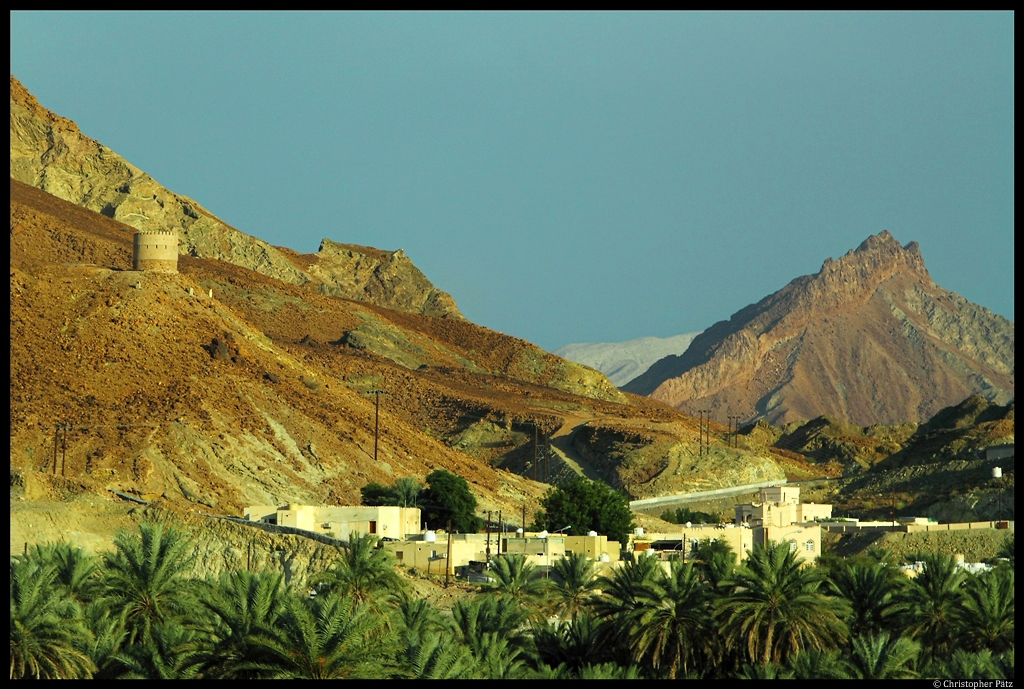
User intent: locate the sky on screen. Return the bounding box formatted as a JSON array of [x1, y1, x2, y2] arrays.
[[10, 11, 1014, 351]]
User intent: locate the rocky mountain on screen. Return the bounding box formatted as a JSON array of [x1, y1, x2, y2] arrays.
[[624, 231, 1014, 426], [552, 332, 702, 387], [9, 75, 460, 319], [15, 74, 772, 530]]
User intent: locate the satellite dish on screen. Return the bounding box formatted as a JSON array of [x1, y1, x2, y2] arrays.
[[538, 530, 549, 539], [686, 522, 691, 528], [588, 530, 598, 537]]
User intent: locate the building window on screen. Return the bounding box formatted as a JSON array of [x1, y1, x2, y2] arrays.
[[789, 540, 797, 553], [805, 540, 814, 553], [396, 551, 403, 561]]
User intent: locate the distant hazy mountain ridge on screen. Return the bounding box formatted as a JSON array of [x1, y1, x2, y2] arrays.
[[624, 231, 1014, 426], [553, 332, 702, 387]]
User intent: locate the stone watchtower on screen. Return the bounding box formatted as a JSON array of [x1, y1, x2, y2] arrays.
[[132, 230, 179, 273]]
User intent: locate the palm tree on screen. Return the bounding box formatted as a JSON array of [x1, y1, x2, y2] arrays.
[[106, 620, 204, 679], [479, 554, 549, 606], [831, 560, 906, 636], [733, 662, 795, 679], [532, 613, 610, 673], [590, 554, 663, 665], [392, 596, 450, 648], [392, 477, 423, 508], [923, 649, 1006, 680], [248, 594, 396, 679], [310, 532, 405, 610], [393, 631, 474, 679], [82, 600, 128, 680], [10, 556, 96, 679], [896, 552, 966, 658], [717, 540, 849, 667], [196, 569, 292, 679], [548, 551, 599, 620], [452, 595, 531, 656], [786, 648, 849, 679], [843, 631, 921, 679], [627, 559, 717, 678], [694, 537, 737, 591], [957, 566, 1014, 654], [23, 542, 104, 605], [101, 522, 202, 647]]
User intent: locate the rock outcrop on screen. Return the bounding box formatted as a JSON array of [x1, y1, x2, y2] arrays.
[[624, 231, 1014, 426], [9, 75, 461, 319]]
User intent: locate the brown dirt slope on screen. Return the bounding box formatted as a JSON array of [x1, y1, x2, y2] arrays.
[[11, 177, 714, 526]]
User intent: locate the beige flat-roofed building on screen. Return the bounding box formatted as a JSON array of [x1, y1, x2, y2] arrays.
[[244, 504, 420, 540], [735, 485, 833, 527], [383, 532, 622, 577], [632, 524, 755, 565], [756, 523, 822, 563]]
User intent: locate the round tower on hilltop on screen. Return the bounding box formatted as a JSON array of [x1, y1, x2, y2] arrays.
[[132, 230, 178, 273]]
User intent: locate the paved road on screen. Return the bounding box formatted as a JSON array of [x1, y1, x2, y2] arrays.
[[630, 479, 788, 511]]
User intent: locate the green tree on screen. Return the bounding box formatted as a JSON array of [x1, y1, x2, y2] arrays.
[[392, 477, 423, 508], [694, 538, 737, 591], [310, 532, 406, 610], [360, 481, 397, 506], [421, 469, 483, 533], [393, 631, 474, 679], [957, 567, 1014, 654], [843, 631, 920, 679], [627, 559, 717, 679], [480, 554, 549, 607], [197, 569, 292, 679], [717, 540, 849, 667], [532, 613, 611, 674], [248, 595, 396, 679], [591, 554, 663, 666], [786, 648, 849, 679], [548, 551, 600, 619], [896, 552, 967, 659], [451, 595, 532, 668], [106, 620, 204, 679], [101, 522, 202, 647], [831, 560, 905, 636], [360, 477, 423, 508], [10, 556, 96, 679], [536, 475, 634, 547]]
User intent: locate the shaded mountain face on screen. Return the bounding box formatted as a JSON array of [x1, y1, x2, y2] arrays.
[[9, 75, 460, 319], [623, 231, 1014, 426]]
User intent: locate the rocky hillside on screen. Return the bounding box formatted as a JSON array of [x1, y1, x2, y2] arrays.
[[11, 177, 657, 521], [9, 75, 460, 319], [624, 231, 1014, 426], [553, 332, 702, 387]]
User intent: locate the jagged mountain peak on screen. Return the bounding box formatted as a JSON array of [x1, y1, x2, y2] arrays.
[[624, 232, 1013, 426]]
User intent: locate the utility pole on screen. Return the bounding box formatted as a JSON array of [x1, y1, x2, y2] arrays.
[[536, 421, 544, 481], [728, 415, 742, 448], [697, 410, 710, 457], [486, 510, 492, 564], [366, 390, 387, 462], [445, 518, 452, 589], [498, 510, 502, 554]]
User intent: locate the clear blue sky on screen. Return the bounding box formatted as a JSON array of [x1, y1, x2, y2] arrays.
[[11, 11, 1014, 351]]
